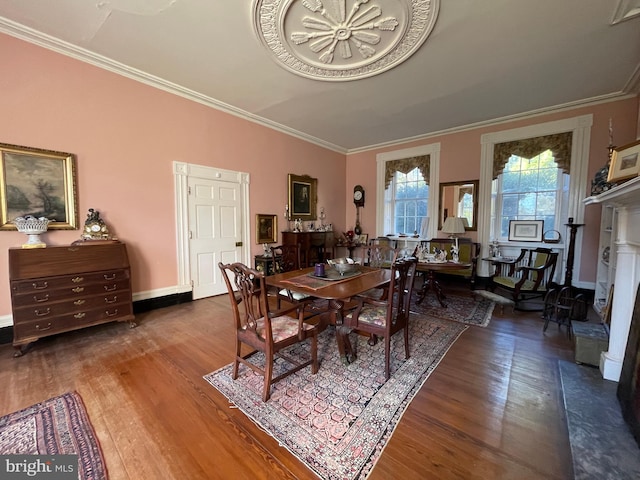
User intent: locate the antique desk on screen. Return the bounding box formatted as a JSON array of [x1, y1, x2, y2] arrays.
[[266, 266, 392, 364]]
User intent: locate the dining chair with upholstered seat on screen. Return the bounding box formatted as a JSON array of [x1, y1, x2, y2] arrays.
[[344, 256, 418, 380], [218, 261, 318, 402], [357, 242, 399, 300], [270, 244, 309, 308]]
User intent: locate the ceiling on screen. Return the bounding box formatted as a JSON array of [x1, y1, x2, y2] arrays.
[[1, 0, 639, 153]]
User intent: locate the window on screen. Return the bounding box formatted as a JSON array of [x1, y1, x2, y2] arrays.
[[490, 150, 569, 240], [384, 167, 428, 235]]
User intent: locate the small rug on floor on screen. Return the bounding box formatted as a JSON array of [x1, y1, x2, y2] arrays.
[[411, 290, 495, 327], [0, 391, 108, 480], [204, 316, 466, 480]]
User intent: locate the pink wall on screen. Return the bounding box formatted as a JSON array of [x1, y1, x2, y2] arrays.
[[1, 32, 638, 319], [346, 97, 640, 284], [0, 34, 346, 318]]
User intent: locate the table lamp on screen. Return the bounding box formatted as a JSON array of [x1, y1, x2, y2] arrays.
[[442, 217, 466, 262]]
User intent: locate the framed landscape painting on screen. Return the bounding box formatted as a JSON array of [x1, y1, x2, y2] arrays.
[[0, 143, 79, 230], [608, 139, 640, 183], [508, 220, 544, 242]]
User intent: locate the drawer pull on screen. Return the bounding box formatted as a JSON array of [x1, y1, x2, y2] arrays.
[[105, 296, 118, 304], [104, 284, 117, 292], [72, 277, 84, 283], [103, 273, 117, 280], [67, 247, 79, 252], [33, 294, 49, 303], [35, 308, 51, 317], [106, 309, 119, 317], [32, 281, 48, 290], [72, 287, 85, 293], [74, 312, 86, 319], [74, 299, 86, 306], [36, 323, 52, 331]]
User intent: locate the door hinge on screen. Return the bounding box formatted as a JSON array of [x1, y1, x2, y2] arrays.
[[189, 231, 193, 239]]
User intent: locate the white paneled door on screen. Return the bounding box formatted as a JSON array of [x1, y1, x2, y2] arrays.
[[188, 176, 242, 299]]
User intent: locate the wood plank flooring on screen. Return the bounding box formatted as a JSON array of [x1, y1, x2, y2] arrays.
[[0, 285, 576, 479]]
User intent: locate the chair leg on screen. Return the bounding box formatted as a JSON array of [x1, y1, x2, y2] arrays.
[[232, 340, 241, 379], [384, 335, 391, 381], [311, 329, 318, 374], [404, 324, 410, 360], [263, 351, 274, 402]]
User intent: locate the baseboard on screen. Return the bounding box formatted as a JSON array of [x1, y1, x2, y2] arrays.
[[0, 291, 194, 346]]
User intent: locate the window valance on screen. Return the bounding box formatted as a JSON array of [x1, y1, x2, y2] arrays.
[[493, 132, 572, 179], [384, 155, 430, 189]]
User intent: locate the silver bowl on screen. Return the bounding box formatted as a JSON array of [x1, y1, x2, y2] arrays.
[[327, 258, 357, 275]]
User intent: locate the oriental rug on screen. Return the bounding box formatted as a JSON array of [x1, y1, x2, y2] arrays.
[[204, 316, 466, 480], [0, 391, 108, 480], [411, 291, 495, 327]]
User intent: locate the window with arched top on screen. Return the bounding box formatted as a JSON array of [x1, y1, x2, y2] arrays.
[[490, 132, 572, 241]]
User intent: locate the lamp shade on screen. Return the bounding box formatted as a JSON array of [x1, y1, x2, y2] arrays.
[[442, 217, 466, 236]]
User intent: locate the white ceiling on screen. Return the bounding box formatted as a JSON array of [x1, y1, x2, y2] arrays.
[[1, 0, 639, 153]]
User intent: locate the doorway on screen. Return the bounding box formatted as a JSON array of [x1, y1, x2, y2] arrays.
[[174, 162, 250, 299]]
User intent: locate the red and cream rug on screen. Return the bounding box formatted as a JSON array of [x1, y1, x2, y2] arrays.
[[204, 316, 466, 480]]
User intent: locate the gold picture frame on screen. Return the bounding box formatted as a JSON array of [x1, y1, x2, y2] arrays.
[[287, 174, 317, 221], [0, 143, 79, 230], [256, 214, 278, 244], [607, 139, 640, 183]]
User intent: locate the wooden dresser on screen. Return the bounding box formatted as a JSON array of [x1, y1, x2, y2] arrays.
[[9, 241, 135, 356]]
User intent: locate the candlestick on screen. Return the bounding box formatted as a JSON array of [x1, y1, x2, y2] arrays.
[[609, 118, 613, 146]]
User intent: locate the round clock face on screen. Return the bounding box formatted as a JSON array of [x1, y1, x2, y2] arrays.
[[354, 191, 363, 201], [90, 224, 102, 232]]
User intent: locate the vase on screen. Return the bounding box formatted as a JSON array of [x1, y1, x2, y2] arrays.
[[12, 216, 51, 248]]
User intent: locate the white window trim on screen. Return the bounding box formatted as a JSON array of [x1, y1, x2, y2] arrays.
[[376, 143, 441, 238], [479, 114, 593, 284]]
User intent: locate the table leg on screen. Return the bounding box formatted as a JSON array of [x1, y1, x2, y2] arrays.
[[416, 270, 448, 308], [327, 299, 356, 364]]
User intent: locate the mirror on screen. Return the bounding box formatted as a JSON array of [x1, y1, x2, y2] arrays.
[[439, 180, 478, 231]]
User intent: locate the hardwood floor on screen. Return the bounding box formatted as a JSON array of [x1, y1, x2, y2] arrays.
[[0, 285, 576, 479]]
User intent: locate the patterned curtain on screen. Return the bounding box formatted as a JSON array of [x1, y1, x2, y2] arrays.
[[384, 155, 430, 189], [458, 185, 473, 202], [493, 132, 572, 179]]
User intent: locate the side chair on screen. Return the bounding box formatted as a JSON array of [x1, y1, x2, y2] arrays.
[[490, 247, 559, 310], [344, 256, 418, 381], [357, 242, 399, 300], [218, 261, 318, 402], [270, 244, 310, 309]]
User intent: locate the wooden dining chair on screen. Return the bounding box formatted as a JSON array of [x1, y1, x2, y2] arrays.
[[270, 244, 311, 309], [357, 242, 399, 300], [218, 261, 318, 402], [344, 256, 418, 380]]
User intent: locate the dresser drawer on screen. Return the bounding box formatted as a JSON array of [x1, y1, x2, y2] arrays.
[[10, 269, 130, 294], [12, 291, 133, 323], [13, 303, 135, 340], [11, 279, 132, 307]]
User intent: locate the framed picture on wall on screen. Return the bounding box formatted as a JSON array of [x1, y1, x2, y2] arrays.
[[0, 143, 79, 230], [287, 174, 317, 221], [256, 214, 278, 244], [608, 139, 640, 183], [508, 220, 544, 242]]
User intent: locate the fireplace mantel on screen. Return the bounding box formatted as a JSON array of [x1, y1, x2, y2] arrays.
[[584, 176, 640, 381]]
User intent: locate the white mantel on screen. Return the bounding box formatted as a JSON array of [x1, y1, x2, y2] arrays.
[[584, 176, 640, 381]]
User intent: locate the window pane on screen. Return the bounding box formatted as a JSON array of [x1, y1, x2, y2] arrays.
[[387, 167, 428, 235]]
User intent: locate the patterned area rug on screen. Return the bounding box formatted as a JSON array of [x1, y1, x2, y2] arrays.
[[0, 391, 108, 479], [204, 316, 466, 480], [411, 290, 495, 327]]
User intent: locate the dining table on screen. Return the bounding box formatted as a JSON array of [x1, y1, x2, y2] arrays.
[[266, 265, 393, 364]]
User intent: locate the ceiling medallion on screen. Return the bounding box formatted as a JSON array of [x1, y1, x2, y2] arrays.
[[254, 0, 440, 81]]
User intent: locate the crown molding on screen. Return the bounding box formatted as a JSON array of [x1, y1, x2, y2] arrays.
[[347, 92, 637, 155], [0, 17, 348, 155]]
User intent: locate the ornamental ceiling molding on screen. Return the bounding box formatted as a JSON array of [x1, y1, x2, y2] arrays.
[[253, 0, 440, 81]]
